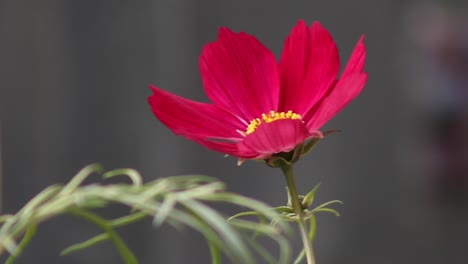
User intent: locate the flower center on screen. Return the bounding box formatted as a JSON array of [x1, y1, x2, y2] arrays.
[[245, 110, 302, 135]]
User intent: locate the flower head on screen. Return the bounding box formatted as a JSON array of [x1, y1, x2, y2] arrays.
[[148, 20, 367, 162]]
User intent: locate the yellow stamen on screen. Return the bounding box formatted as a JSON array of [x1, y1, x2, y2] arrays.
[[245, 110, 302, 135]]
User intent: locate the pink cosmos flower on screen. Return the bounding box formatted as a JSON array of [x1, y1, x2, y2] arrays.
[[148, 20, 367, 162]]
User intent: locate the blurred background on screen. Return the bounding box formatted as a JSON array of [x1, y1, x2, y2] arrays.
[[1, 0, 468, 263]]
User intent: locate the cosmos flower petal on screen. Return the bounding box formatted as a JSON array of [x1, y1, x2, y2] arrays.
[[341, 35, 366, 76], [148, 85, 244, 140], [237, 119, 312, 158], [200, 27, 280, 121], [305, 35, 367, 130], [192, 137, 260, 159], [306, 73, 368, 130], [279, 21, 339, 115]]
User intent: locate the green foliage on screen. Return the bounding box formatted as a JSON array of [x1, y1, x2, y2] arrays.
[[0, 164, 291, 264], [230, 183, 343, 264]]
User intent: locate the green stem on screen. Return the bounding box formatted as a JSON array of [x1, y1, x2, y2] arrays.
[[281, 165, 316, 264], [208, 239, 222, 264], [5, 224, 37, 264], [67, 208, 138, 264]]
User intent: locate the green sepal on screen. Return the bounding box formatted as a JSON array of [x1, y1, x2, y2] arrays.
[[265, 155, 291, 168], [301, 130, 341, 157], [301, 183, 321, 209], [301, 138, 321, 157], [265, 143, 304, 168], [289, 143, 304, 164]]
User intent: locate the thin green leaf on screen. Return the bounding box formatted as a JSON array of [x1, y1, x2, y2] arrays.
[[244, 235, 278, 264], [175, 182, 225, 199], [199, 193, 289, 234], [167, 207, 239, 261], [0, 215, 13, 224], [60, 212, 148, 255], [0, 238, 17, 256], [67, 208, 138, 264], [228, 218, 279, 236], [16, 185, 62, 219], [5, 224, 37, 264], [208, 239, 222, 264], [61, 233, 108, 256], [294, 248, 306, 264], [241, 226, 291, 264], [275, 232, 292, 264], [180, 199, 254, 264], [103, 168, 142, 186], [58, 164, 103, 195], [312, 200, 343, 211], [311, 208, 341, 216], [110, 212, 148, 227], [227, 211, 262, 221], [309, 214, 317, 242], [152, 196, 176, 227]]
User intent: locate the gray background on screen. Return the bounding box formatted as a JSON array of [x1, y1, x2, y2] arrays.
[[1, 0, 468, 263]]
